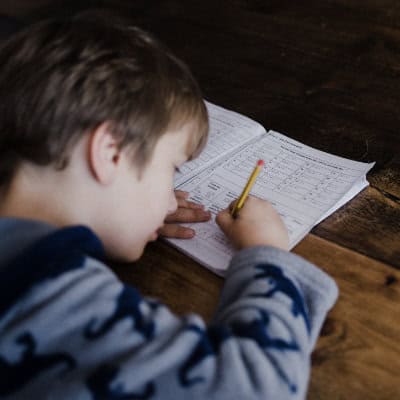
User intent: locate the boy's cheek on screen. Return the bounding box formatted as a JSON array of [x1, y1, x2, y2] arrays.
[[114, 243, 145, 262], [167, 191, 178, 215]]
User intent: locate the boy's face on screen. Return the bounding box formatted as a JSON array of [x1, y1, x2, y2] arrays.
[[103, 123, 192, 261]]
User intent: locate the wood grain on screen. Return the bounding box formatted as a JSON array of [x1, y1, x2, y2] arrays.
[[313, 186, 400, 269], [295, 235, 400, 400]]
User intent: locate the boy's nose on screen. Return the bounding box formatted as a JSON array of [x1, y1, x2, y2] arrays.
[[167, 192, 178, 215]]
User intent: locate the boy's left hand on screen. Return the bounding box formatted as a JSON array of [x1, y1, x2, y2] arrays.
[[158, 191, 211, 239]]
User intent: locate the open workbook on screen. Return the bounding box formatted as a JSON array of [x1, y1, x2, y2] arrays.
[[167, 101, 375, 276]]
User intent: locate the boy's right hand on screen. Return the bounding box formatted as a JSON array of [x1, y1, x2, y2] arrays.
[[216, 196, 289, 251]]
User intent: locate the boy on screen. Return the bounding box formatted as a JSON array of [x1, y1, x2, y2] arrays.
[[0, 12, 338, 400]]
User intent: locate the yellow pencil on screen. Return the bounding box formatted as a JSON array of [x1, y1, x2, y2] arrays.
[[231, 159, 265, 218]]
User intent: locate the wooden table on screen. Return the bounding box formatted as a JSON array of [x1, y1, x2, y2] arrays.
[[2, 1, 399, 399]]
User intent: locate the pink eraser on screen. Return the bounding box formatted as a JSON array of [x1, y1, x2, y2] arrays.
[[257, 159, 265, 167]]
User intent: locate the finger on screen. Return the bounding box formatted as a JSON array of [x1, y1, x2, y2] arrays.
[[175, 190, 189, 199], [165, 207, 211, 223], [176, 197, 204, 209], [185, 200, 205, 209], [158, 224, 195, 239], [228, 199, 237, 212], [215, 208, 232, 231], [175, 190, 205, 209]]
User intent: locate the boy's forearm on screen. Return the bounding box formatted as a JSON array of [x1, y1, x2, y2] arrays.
[[198, 245, 338, 398], [216, 246, 338, 348]]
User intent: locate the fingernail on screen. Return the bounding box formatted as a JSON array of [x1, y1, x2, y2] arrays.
[[186, 229, 195, 238]]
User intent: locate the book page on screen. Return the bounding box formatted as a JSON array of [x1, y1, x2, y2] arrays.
[[168, 130, 375, 275], [174, 101, 266, 186]]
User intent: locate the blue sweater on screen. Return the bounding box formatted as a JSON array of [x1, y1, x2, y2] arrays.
[[0, 218, 338, 400]]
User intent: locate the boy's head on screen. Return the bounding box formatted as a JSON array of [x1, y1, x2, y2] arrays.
[[0, 12, 208, 260]]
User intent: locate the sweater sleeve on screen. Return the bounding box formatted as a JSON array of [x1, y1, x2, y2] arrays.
[[0, 245, 338, 400]]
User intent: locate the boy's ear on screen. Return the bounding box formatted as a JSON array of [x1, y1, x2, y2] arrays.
[[88, 122, 121, 185]]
